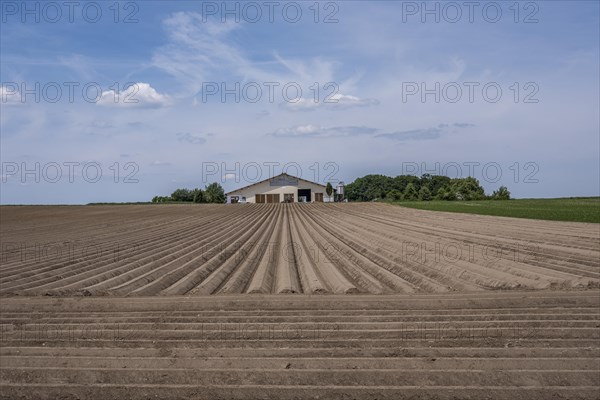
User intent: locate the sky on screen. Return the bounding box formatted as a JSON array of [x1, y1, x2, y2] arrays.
[[1, 0, 599, 204]]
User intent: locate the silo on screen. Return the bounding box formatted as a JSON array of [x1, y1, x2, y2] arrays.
[[336, 182, 345, 202]]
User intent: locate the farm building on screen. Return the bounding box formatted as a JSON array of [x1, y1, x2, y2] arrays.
[[226, 173, 328, 203]]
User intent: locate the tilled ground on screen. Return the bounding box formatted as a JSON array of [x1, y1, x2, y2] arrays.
[[0, 292, 599, 399], [1, 204, 598, 295], [1, 204, 599, 398]]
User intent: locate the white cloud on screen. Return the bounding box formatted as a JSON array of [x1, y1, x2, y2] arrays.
[[272, 123, 474, 140], [375, 123, 475, 141], [282, 93, 379, 112], [152, 11, 362, 104], [272, 124, 377, 138], [97, 83, 170, 108], [152, 12, 246, 95]]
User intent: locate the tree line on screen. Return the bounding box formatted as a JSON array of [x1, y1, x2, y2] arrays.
[[152, 182, 226, 204], [344, 174, 510, 202]]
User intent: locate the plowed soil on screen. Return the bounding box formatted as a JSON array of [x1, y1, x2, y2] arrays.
[[1, 292, 599, 399], [1, 203, 598, 295], [1, 204, 599, 399]]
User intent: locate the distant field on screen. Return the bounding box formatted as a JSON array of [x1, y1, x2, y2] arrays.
[[395, 197, 600, 223]]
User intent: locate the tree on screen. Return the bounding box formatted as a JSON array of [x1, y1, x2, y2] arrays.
[[204, 182, 225, 203], [387, 189, 402, 201], [429, 175, 451, 197], [392, 175, 420, 193], [151, 196, 171, 203], [436, 186, 456, 201], [326, 182, 333, 201], [170, 188, 194, 202], [192, 188, 204, 203], [491, 186, 511, 200], [453, 177, 486, 200], [418, 186, 432, 201], [403, 183, 418, 201], [345, 174, 392, 201], [342, 173, 508, 203]]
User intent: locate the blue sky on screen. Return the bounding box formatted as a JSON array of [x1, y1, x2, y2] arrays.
[[1, 1, 599, 204]]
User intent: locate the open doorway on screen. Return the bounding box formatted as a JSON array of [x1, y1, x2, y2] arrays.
[[297, 189, 311, 203]]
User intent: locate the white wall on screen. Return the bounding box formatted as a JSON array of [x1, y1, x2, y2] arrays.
[[227, 179, 327, 203]]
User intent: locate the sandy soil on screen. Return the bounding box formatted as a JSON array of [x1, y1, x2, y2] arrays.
[[0, 291, 599, 399], [1, 203, 598, 296], [1, 204, 599, 398]]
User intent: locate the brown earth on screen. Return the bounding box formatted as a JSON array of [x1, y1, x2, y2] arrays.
[[1, 203, 598, 296], [1, 204, 599, 398], [0, 292, 599, 399]]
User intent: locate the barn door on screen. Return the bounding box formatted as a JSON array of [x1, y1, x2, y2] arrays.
[[256, 194, 265, 203], [315, 193, 323, 202]]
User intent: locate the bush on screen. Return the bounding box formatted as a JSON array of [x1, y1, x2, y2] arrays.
[[436, 186, 456, 201], [418, 186, 432, 201], [403, 183, 418, 201], [387, 189, 403, 201], [151, 196, 171, 203], [491, 186, 511, 200]]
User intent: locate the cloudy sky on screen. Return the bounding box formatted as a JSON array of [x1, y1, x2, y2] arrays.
[[1, 1, 598, 204]]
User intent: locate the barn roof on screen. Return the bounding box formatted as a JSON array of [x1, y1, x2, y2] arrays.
[[225, 173, 327, 195]]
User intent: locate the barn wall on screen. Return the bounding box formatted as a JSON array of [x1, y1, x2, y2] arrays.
[[227, 179, 327, 203]]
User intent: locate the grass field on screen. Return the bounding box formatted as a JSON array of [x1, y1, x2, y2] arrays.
[[394, 197, 600, 223]]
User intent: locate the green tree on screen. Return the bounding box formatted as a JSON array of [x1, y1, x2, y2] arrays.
[[392, 175, 420, 193], [345, 174, 392, 201], [192, 188, 204, 203], [429, 175, 451, 197], [452, 177, 486, 200], [436, 186, 456, 201], [170, 188, 194, 202], [343, 173, 492, 202], [204, 182, 225, 203], [387, 189, 402, 201], [491, 186, 511, 200], [418, 186, 432, 201], [403, 183, 418, 201], [326, 182, 333, 200]]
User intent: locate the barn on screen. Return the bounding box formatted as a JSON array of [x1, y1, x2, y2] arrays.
[[226, 173, 328, 203]]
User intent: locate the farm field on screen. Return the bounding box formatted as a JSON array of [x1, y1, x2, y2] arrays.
[[1, 204, 599, 398], [1, 291, 599, 399], [1, 203, 599, 296], [395, 197, 600, 223]]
